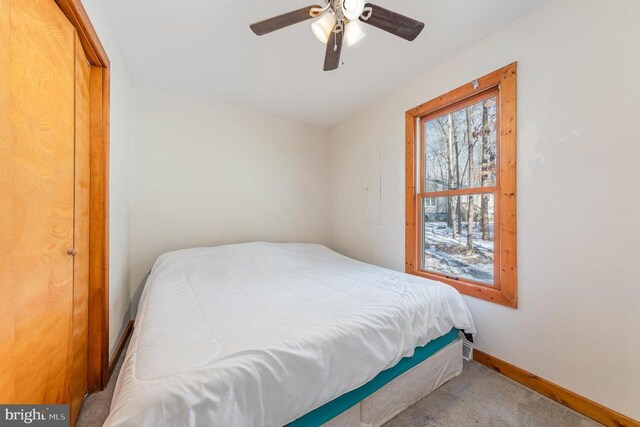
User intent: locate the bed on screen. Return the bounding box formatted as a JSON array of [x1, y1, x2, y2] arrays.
[[104, 242, 475, 426]]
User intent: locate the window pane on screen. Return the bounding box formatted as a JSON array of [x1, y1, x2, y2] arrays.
[[424, 97, 497, 192], [422, 194, 495, 285]]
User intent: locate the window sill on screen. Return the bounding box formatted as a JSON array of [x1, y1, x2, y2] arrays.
[[407, 269, 518, 308]]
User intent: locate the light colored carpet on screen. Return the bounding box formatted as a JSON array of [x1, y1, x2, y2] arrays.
[[78, 342, 600, 427], [76, 336, 129, 427], [383, 361, 599, 427]]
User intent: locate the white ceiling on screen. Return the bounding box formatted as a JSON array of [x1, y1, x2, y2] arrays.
[[103, 0, 546, 127]]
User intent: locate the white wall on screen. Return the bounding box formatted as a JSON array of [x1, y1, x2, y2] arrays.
[[81, 0, 134, 356], [330, 0, 640, 419], [130, 87, 332, 302]]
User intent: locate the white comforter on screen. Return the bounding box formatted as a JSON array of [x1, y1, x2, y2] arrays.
[[105, 243, 475, 427]]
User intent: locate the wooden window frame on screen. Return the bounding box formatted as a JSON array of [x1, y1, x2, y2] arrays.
[[405, 63, 517, 308], [54, 0, 111, 391]]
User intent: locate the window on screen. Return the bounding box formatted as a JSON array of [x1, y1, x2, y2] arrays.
[[425, 197, 437, 207], [405, 63, 517, 308]]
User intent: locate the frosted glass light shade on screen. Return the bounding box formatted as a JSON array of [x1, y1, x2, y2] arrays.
[[345, 20, 366, 47], [312, 13, 336, 44], [343, 0, 365, 20]]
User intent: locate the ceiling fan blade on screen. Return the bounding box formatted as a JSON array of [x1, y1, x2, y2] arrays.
[[359, 3, 425, 41], [250, 5, 322, 36], [323, 26, 344, 71]]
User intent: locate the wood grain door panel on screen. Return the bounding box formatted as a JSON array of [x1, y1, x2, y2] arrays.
[[0, 0, 76, 405], [69, 32, 92, 424]]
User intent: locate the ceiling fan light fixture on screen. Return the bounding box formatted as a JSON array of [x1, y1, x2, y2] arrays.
[[250, 2, 424, 71], [311, 13, 336, 44], [342, 0, 365, 20], [345, 20, 366, 47]]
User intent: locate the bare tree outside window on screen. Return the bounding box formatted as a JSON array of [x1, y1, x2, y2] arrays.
[[422, 96, 497, 285]]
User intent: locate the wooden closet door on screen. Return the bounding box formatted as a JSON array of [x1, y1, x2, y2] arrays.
[[69, 33, 92, 424], [0, 0, 77, 405]]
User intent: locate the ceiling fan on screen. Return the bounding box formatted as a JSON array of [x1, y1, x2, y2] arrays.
[[250, 0, 425, 71]]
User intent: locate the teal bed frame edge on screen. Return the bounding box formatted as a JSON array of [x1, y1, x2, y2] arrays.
[[287, 328, 460, 426]]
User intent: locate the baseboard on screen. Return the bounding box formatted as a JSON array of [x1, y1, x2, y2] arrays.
[[108, 320, 134, 380], [473, 350, 639, 427]]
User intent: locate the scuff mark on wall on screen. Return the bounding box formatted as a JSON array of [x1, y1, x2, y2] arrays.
[[521, 119, 545, 183], [361, 151, 383, 224]]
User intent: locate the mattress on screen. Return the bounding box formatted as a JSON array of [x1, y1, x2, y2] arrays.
[[105, 242, 475, 427], [289, 328, 460, 426], [322, 338, 464, 427], [359, 338, 463, 426]]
